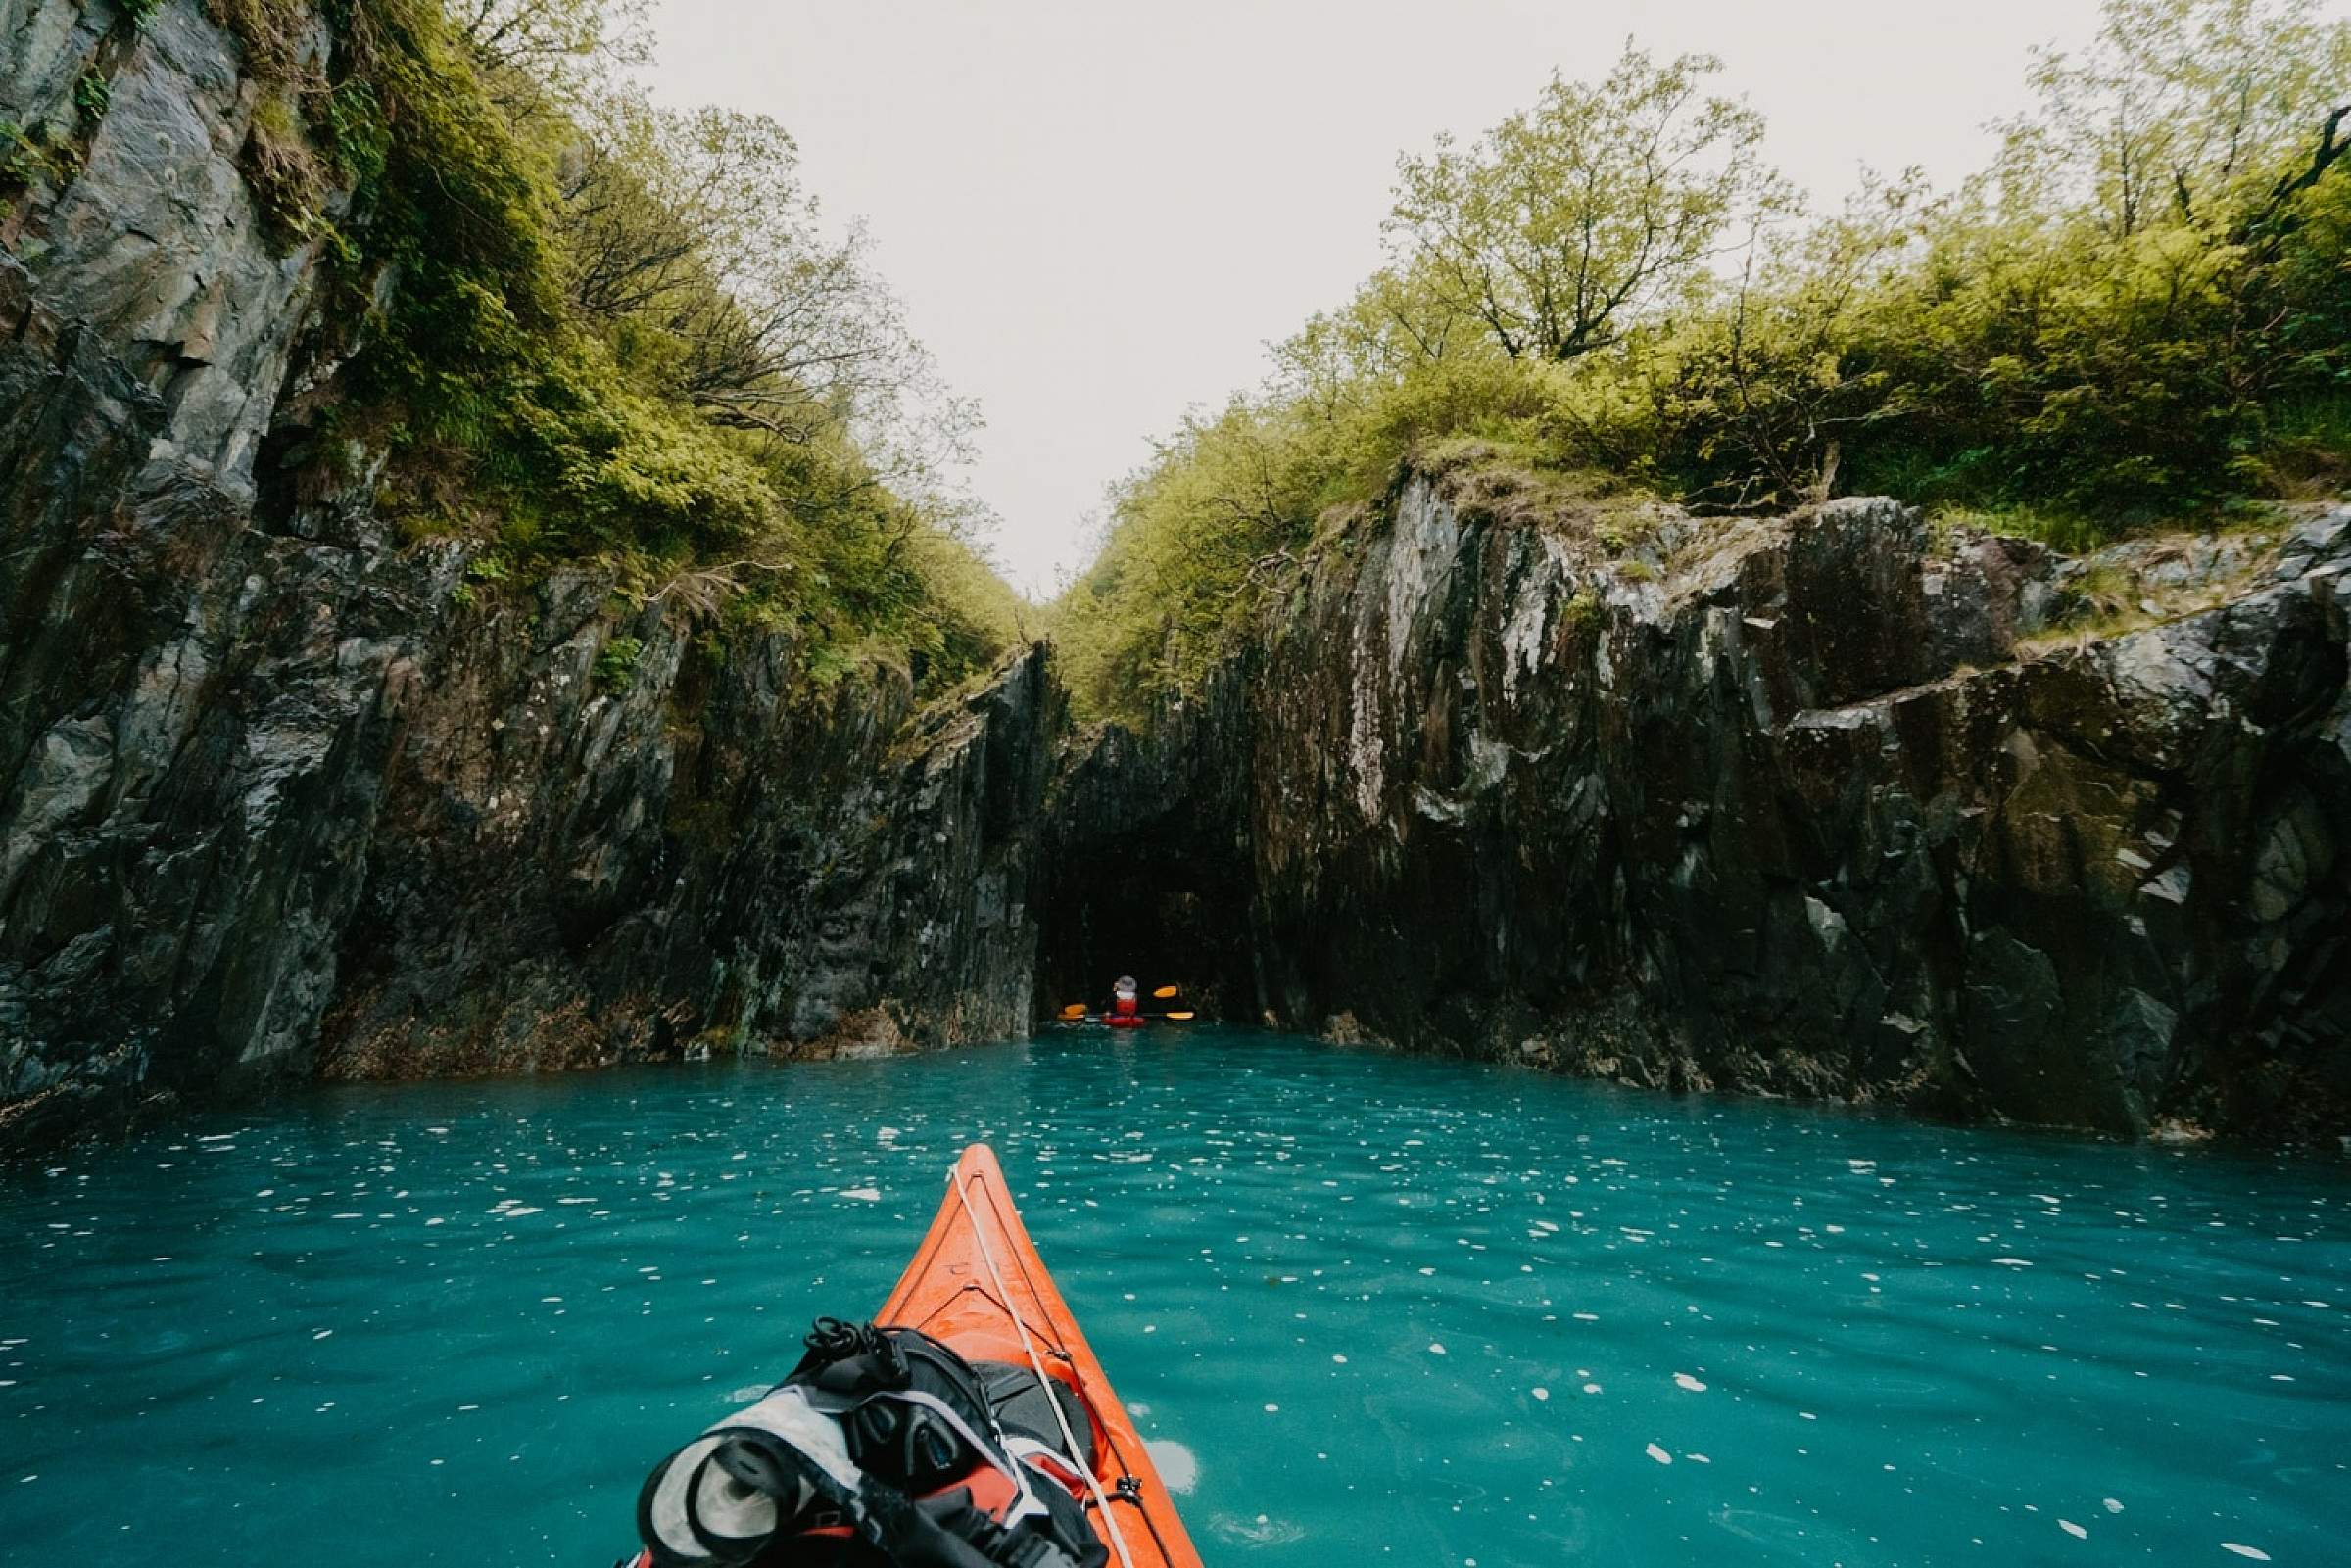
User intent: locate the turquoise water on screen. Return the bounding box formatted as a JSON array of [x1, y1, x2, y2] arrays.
[[3, 1030, 2347, 1567]]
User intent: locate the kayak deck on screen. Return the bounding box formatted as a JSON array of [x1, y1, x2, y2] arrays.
[[879, 1144, 1201, 1568]]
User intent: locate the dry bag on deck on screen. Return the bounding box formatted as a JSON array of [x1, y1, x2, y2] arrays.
[[629, 1319, 1107, 1568]]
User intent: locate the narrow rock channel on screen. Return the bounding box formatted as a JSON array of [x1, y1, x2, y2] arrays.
[[0, 0, 2345, 1151]]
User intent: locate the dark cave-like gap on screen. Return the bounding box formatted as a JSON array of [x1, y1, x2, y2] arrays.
[[1032, 807, 1259, 1026]]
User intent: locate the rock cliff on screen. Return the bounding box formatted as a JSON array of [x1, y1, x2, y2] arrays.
[[3, 3, 2344, 1148], [0, 1, 1052, 1148], [1160, 464, 2346, 1140]]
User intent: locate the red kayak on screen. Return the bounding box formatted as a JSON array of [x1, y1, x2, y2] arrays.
[[880, 1145, 1201, 1567]]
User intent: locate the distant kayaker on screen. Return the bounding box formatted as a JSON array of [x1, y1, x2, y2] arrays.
[[1098, 975, 1149, 1029]]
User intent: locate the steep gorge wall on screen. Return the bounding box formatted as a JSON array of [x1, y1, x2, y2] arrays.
[[1222, 473, 2351, 1140], [0, 2, 1052, 1148], [3, 3, 2344, 1150]]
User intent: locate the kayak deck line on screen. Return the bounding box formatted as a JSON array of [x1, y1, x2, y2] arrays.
[[949, 1162, 1136, 1568], [880, 1143, 1202, 1568]]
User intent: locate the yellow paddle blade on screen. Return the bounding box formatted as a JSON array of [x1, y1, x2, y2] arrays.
[[1165, 1011, 1196, 1021], [1058, 1002, 1086, 1019], [1152, 985, 1178, 999]]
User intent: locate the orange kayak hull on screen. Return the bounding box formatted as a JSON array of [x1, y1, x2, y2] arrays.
[[879, 1144, 1202, 1568]]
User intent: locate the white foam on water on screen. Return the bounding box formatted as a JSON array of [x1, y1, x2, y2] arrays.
[[16, 1031, 2349, 1568], [1144, 1439, 1198, 1494]]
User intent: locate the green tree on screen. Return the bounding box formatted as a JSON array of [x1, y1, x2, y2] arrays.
[[1050, 0, 2351, 721], [279, 0, 1025, 690], [1269, 266, 1484, 429], [450, 0, 649, 99], [1386, 42, 1791, 363], [1617, 170, 1943, 510], [1999, 0, 2351, 239], [557, 94, 982, 523]]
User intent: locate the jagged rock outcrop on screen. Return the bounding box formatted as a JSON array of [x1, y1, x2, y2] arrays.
[[323, 623, 1055, 1079], [1222, 469, 2350, 1140], [0, 1, 1053, 1149]]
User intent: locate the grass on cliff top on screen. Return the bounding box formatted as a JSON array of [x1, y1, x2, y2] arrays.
[[1046, 0, 2351, 726], [195, 0, 1023, 694]]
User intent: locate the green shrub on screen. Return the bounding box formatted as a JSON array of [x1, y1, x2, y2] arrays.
[[592, 635, 645, 692], [285, 0, 1025, 690], [239, 90, 326, 238], [0, 118, 69, 191], [72, 71, 110, 124], [323, 78, 389, 191], [1050, 0, 2351, 721]]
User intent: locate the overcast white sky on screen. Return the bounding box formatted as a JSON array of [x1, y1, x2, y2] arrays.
[[638, 0, 2131, 595]]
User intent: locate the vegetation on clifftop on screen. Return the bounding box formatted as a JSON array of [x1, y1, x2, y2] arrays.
[[1051, 0, 2351, 722], [223, 0, 1023, 689]]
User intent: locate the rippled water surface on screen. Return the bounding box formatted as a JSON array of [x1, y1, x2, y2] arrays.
[[4, 1030, 2348, 1566]]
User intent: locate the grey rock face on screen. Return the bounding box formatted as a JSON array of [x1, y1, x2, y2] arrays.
[[324, 621, 1055, 1081], [0, 1, 1054, 1149], [1220, 476, 2351, 1139], [2, 2, 2343, 1148]]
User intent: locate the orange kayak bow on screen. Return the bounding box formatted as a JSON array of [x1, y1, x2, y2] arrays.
[[880, 1145, 1202, 1568]]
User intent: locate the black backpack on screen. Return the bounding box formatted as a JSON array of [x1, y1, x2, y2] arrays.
[[635, 1318, 1108, 1568], [786, 1319, 1010, 1498]]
